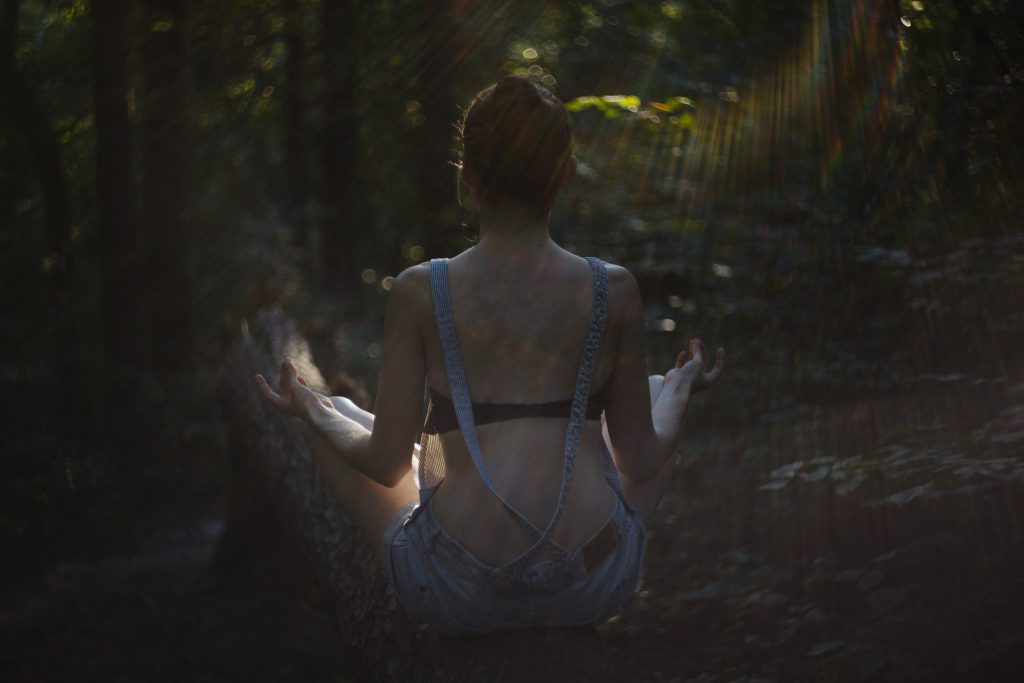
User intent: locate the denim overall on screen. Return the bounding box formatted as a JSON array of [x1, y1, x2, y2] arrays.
[[381, 257, 647, 633]]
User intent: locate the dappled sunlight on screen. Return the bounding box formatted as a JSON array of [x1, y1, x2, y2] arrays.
[[3, 0, 1023, 679]]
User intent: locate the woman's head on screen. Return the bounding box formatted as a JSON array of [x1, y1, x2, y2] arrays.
[[458, 76, 574, 217]]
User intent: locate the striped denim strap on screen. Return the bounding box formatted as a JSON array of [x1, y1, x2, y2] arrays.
[[521, 257, 609, 552], [500, 257, 609, 576], [429, 258, 543, 540]]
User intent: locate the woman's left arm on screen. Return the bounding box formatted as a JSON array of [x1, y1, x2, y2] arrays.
[[257, 265, 429, 487]]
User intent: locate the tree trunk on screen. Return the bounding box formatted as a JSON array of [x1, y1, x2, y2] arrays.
[[142, 0, 191, 375], [412, 3, 460, 260], [1, 0, 80, 404], [319, 0, 359, 292], [284, 0, 309, 252], [93, 0, 147, 374], [217, 309, 631, 682]]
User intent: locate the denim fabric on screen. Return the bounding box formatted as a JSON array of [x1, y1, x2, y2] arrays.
[[381, 492, 647, 634]]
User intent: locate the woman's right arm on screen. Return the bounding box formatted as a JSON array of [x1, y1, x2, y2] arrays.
[[256, 265, 429, 488], [602, 267, 723, 483]]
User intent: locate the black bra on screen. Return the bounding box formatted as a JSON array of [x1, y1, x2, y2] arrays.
[[423, 386, 604, 435]]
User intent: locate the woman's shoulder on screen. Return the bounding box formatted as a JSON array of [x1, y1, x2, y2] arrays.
[[394, 261, 432, 286], [594, 260, 641, 305], [592, 260, 642, 334], [599, 260, 637, 286], [388, 262, 434, 316]]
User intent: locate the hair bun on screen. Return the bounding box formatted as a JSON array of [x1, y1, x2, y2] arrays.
[[492, 75, 541, 105], [458, 75, 572, 217]]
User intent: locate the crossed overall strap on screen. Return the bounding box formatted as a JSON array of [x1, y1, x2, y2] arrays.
[[427, 257, 609, 567]]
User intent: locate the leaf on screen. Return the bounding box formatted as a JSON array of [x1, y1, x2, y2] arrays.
[[565, 96, 601, 112], [836, 473, 867, 496], [954, 463, 992, 478], [990, 430, 1024, 444], [802, 465, 830, 482], [887, 483, 931, 507], [601, 95, 641, 109], [666, 96, 695, 111], [675, 113, 696, 130], [771, 461, 803, 479]]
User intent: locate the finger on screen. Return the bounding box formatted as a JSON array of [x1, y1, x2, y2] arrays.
[[689, 338, 705, 365], [704, 347, 726, 384], [674, 350, 686, 368], [278, 360, 289, 390], [281, 358, 298, 388], [648, 374, 665, 403]]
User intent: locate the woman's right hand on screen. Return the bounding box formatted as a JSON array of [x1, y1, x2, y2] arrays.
[[664, 337, 725, 396], [255, 358, 332, 419]]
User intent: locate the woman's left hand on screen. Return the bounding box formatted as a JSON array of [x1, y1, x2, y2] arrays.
[[666, 337, 725, 395], [255, 358, 331, 419]]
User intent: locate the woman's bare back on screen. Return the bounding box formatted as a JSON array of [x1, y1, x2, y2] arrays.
[[422, 246, 619, 565]]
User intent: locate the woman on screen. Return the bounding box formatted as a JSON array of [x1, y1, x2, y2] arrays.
[[256, 76, 724, 633]]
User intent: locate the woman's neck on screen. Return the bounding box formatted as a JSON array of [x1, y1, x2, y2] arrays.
[[472, 218, 557, 281], [474, 202, 554, 255]]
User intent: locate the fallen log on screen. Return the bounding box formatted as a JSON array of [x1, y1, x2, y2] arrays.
[[216, 308, 631, 682]]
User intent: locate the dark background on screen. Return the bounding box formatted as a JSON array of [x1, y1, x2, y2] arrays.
[[2, 0, 1023, 680]]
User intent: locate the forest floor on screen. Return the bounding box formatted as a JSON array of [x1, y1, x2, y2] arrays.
[[0, 503, 351, 683], [4, 237, 1024, 682], [609, 373, 1024, 682], [3, 374, 1022, 682]]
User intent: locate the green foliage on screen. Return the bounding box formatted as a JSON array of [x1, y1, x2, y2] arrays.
[[566, 94, 696, 131]]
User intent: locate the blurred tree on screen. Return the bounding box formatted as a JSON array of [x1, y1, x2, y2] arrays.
[[142, 0, 192, 374], [318, 0, 360, 292], [1, 0, 78, 400], [412, 1, 461, 259], [93, 0, 147, 376], [284, 0, 309, 252]]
